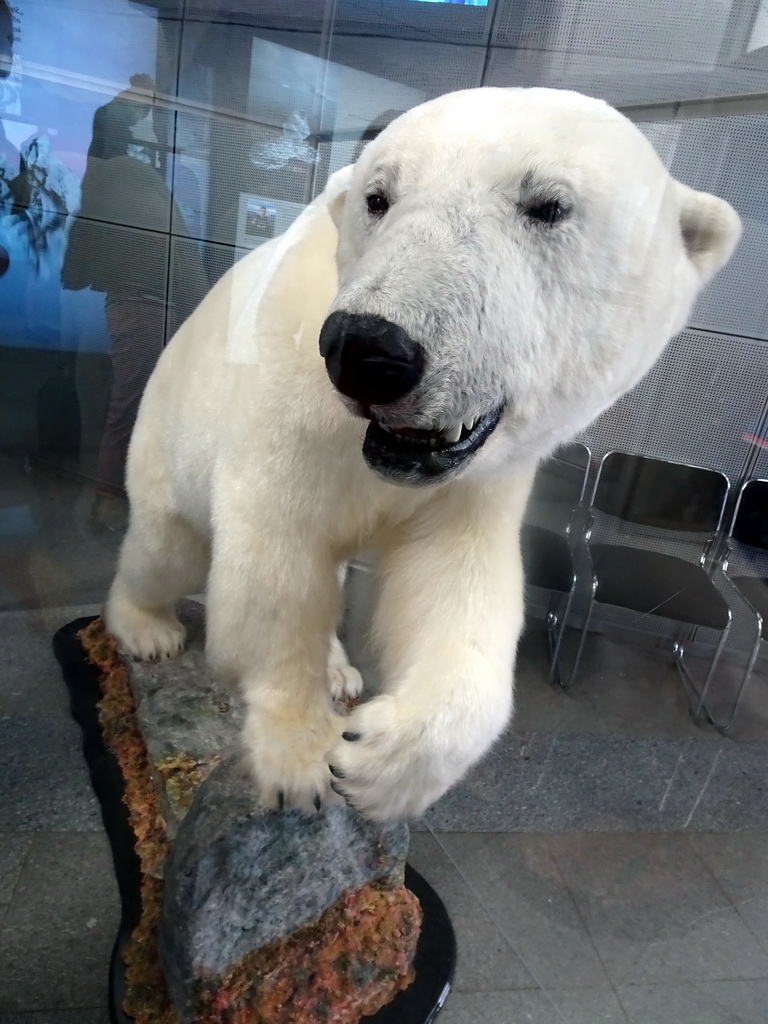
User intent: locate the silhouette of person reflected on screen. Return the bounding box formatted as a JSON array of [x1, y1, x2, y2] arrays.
[[62, 74, 208, 527], [88, 73, 155, 162]]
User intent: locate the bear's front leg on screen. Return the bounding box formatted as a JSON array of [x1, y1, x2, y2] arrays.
[[206, 483, 347, 813], [327, 472, 533, 821]]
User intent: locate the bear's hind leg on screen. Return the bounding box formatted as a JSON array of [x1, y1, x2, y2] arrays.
[[105, 509, 209, 661]]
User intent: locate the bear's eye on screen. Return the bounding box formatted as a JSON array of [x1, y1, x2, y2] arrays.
[[523, 198, 568, 226], [366, 192, 390, 218]]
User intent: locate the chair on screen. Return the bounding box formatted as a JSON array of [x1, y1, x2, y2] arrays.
[[722, 479, 768, 731], [569, 451, 733, 717], [520, 442, 590, 684]]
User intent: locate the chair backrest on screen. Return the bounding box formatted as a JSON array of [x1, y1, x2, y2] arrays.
[[592, 451, 729, 534], [529, 442, 591, 507], [731, 479, 768, 551]]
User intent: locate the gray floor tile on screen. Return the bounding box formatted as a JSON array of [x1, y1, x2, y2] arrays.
[[0, 832, 120, 1013], [684, 744, 768, 831], [420, 731, 768, 833], [549, 834, 768, 986], [691, 834, 768, 954], [408, 832, 535, 991], [0, 1012, 108, 1024], [0, 604, 104, 832], [433, 833, 612, 989], [0, 606, 102, 721], [513, 629, 710, 741], [697, 980, 768, 1023], [0, 716, 102, 831], [344, 568, 768, 745], [437, 987, 628, 1024], [690, 834, 768, 897], [618, 980, 768, 1024], [0, 835, 31, 906]]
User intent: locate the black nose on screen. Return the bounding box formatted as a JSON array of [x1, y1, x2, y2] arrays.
[[319, 311, 425, 407]]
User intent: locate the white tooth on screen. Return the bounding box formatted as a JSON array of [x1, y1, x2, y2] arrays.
[[445, 421, 463, 444], [463, 416, 476, 433]]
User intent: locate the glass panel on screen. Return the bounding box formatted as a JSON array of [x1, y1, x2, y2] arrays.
[[3, 2, 768, 1023]]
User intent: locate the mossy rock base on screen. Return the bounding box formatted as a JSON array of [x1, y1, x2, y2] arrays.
[[62, 615, 442, 1024]]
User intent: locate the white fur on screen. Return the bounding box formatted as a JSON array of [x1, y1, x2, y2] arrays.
[[105, 88, 741, 821]]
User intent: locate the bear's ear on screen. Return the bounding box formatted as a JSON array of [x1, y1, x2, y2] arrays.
[[322, 164, 353, 229], [677, 182, 742, 285]]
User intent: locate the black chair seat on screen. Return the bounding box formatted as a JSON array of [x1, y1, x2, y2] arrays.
[[732, 576, 768, 638], [521, 524, 575, 593], [590, 544, 730, 630]]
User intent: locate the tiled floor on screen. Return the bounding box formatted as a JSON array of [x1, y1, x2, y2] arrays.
[[409, 831, 768, 1024], [2, 459, 768, 1023], [0, 834, 119, 1018]]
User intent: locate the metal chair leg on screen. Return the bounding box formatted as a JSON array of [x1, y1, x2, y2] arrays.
[[566, 588, 595, 689], [693, 620, 731, 722], [550, 587, 576, 687], [673, 615, 731, 729], [722, 631, 763, 734], [544, 593, 561, 681]]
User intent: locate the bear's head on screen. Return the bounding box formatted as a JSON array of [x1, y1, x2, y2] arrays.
[[318, 87, 741, 486]]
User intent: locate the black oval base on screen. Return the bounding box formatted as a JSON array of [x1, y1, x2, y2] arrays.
[[53, 617, 457, 1024]]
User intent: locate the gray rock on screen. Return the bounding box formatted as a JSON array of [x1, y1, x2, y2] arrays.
[[128, 600, 245, 838], [159, 755, 409, 1016], [127, 589, 380, 839], [127, 598, 412, 1018]]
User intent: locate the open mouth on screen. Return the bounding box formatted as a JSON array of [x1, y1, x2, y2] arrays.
[[362, 404, 505, 485]]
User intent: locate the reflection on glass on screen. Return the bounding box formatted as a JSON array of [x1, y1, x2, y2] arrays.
[[1, 4, 768, 1023], [61, 74, 205, 525]]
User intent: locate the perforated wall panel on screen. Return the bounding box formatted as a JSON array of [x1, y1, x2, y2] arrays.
[[492, 0, 732, 66], [571, 330, 768, 649], [579, 331, 768, 482], [197, 117, 314, 246], [637, 114, 768, 342], [328, 38, 485, 102], [489, 47, 768, 105], [314, 140, 357, 198], [167, 237, 250, 338], [184, 0, 493, 44], [333, 0, 493, 44], [486, 0, 768, 110]]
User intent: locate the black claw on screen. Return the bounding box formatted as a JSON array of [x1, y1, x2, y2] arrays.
[[329, 764, 346, 778], [330, 780, 347, 797], [342, 731, 362, 742], [277, 790, 285, 811], [313, 793, 322, 812]]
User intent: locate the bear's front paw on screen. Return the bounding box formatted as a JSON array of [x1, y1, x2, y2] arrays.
[[325, 695, 473, 821], [242, 698, 348, 814]]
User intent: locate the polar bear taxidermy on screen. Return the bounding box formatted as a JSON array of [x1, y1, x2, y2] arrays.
[[105, 87, 741, 821]]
